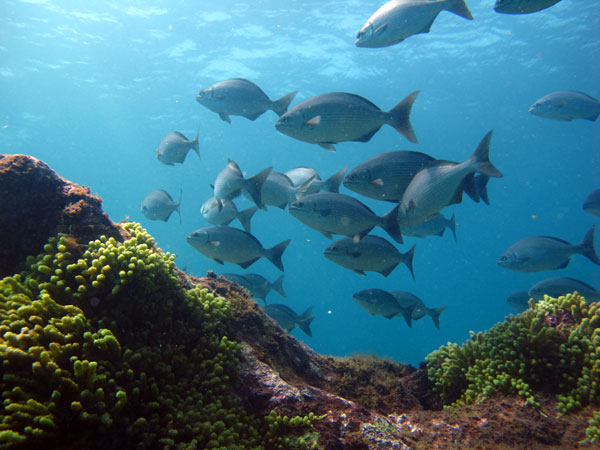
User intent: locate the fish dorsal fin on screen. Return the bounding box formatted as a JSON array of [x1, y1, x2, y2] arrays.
[[374, 23, 388, 34], [371, 178, 384, 186], [306, 116, 321, 128], [219, 112, 231, 123], [538, 236, 572, 246], [172, 131, 188, 140], [421, 16, 436, 34]]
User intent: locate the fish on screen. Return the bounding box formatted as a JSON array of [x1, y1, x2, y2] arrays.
[[140, 189, 181, 223], [324, 235, 415, 278], [213, 159, 272, 210], [352, 288, 415, 327], [195, 78, 297, 123], [506, 290, 531, 313], [529, 91, 600, 122], [583, 189, 600, 217], [401, 213, 457, 241], [156, 131, 200, 165], [186, 226, 290, 271], [289, 192, 402, 243], [263, 304, 315, 337], [244, 171, 313, 210], [494, 0, 562, 15], [397, 131, 503, 227], [285, 167, 347, 195], [389, 290, 447, 330], [200, 196, 258, 233], [528, 277, 600, 302], [275, 91, 419, 151], [497, 225, 600, 272], [356, 0, 473, 48], [221, 273, 285, 303]]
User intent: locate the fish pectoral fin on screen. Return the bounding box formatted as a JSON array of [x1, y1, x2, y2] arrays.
[[374, 23, 388, 34], [208, 240, 221, 247], [218, 112, 231, 123], [318, 143, 336, 152], [371, 178, 384, 186], [305, 115, 321, 128], [555, 259, 570, 269], [350, 251, 362, 258], [352, 269, 366, 276], [407, 200, 417, 213]]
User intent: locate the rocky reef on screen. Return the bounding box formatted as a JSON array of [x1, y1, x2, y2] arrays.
[[1, 154, 598, 449]]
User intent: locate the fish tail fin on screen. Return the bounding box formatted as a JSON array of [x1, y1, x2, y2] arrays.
[[448, 213, 457, 242], [237, 206, 259, 233], [578, 225, 600, 266], [468, 130, 503, 178], [323, 167, 347, 193], [245, 166, 272, 210], [475, 174, 490, 205], [177, 189, 182, 224], [402, 244, 416, 280], [271, 274, 286, 298], [297, 306, 315, 337], [265, 239, 291, 271], [388, 91, 419, 144], [399, 304, 415, 328], [192, 131, 200, 159], [429, 306, 448, 330], [445, 0, 474, 20], [271, 91, 298, 116], [381, 204, 403, 244]]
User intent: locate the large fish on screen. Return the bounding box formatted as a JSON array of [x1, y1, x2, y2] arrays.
[[324, 236, 415, 278], [244, 171, 313, 210], [389, 290, 447, 330], [356, 0, 473, 48], [285, 167, 347, 195], [195, 78, 297, 123], [583, 189, 600, 217], [200, 196, 258, 233], [506, 290, 531, 313], [494, 0, 562, 15], [529, 91, 600, 122], [156, 131, 200, 165], [289, 192, 402, 243], [497, 226, 600, 272], [352, 288, 414, 327], [401, 213, 456, 241], [186, 226, 290, 271], [397, 131, 503, 227], [275, 91, 420, 151], [221, 273, 285, 303], [213, 159, 272, 210], [140, 189, 181, 223], [263, 304, 315, 337], [528, 277, 600, 302]]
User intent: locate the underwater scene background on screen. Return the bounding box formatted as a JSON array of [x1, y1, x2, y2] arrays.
[[1, 0, 599, 366]]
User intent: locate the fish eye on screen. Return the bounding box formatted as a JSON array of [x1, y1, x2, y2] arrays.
[[296, 201, 304, 207], [499, 256, 507, 262]]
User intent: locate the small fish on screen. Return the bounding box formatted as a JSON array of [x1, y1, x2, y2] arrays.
[[263, 304, 315, 337], [195, 78, 297, 123], [352, 288, 414, 327], [289, 192, 402, 243], [213, 159, 272, 210], [528, 277, 600, 302], [506, 290, 531, 313], [497, 226, 600, 272], [156, 131, 200, 165], [397, 131, 503, 227], [389, 290, 447, 330], [356, 0, 473, 48], [324, 236, 415, 278], [583, 189, 600, 217], [140, 189, 181, 223], [275, 91, 419, 151], [401, 213, 457, 241], [200, 196, 258, 233], [529, 91, 600, 122], [244, 171, 313, 210], [285, 167, 347, 195], [186, 226, 290, 271], [494, 0, 562, 15], [221, 273, 285, 303]]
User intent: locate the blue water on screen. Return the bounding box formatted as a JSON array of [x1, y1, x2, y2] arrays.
[[1, 0, 599, 366]]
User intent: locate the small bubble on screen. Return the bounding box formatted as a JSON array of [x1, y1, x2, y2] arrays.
[[90, 297, 100, 307]]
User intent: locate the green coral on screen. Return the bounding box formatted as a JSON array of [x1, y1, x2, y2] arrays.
[[426, 292, 600, 439], [1, 223, 319, 449]]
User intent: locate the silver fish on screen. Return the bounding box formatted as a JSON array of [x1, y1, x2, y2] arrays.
[[494, 0, 562, 15], [289, 192, 402, 243], [156, 131, 200, 165], [528, 277, 600, 302], [244, 171, 313, 210], [285, 167, 347, 195], [506, 290, 531, 313], [583, 189, 600, 217], [221, 273, 285, 303], [200, 196, 258, 233], [352, 288, 414, 327], [213, 159, 272, 210], [186, 226, 290, 271], [401, 213, 456, 241], [140, 189, 181, 223], [529, 91, 600, 122], [275, 91, 419, 151], [356, 0, 473, 48], [389, 290, 447, 330], [195, 78, 297, 123], [397, 131, 503, 227], [263, 304, 314, 337], [324, 235, 415, 278], [497, 226, 600, 272]]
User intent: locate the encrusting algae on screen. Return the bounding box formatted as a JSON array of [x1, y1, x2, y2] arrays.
[[1, 222, 319, 449]]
